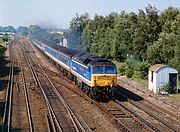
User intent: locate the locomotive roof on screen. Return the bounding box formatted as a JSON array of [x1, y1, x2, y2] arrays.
[[72, 52, 115, 66], [88, 59, 115, 66]]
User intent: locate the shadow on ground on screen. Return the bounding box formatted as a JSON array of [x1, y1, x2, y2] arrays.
[[0, 125, 23, 132], [0, 102, 23, 131], [0, 59, 20, 92], [0, 57, 10, 75], [0, 101, 5, 117], [113, 85, 144, 102]]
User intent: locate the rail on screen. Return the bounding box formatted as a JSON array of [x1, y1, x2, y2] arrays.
[[117, 88, 180, 132], [22, 47, 62, 132], [19, 56, 34, 132], [22, 43, 92, 131], [1, 42, 15, 132]]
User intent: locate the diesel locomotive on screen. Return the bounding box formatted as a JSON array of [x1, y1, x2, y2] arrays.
[[32, 39, 117, 98]]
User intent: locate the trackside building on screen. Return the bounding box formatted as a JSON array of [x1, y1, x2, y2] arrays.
[[148, 64, 178, 94]]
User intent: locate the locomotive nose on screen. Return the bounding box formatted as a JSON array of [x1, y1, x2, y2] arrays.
[[93, 75, 116, 87]]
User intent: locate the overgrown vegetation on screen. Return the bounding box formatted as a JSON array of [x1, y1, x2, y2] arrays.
[[67, 5, 180, 80], [118, 60, 151, 79], [0, 35, 7, 61]]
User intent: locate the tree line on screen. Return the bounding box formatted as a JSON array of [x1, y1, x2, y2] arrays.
[[28, 25, 63, 45], [66, 5, 180, 78], [0, 25, 64, 45]]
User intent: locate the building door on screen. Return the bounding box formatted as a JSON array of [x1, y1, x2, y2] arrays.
[[169, 73, 178, 93]]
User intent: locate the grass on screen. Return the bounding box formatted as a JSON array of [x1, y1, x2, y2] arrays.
[[169, 93, 180, 102], [132, 77, 148, 87]]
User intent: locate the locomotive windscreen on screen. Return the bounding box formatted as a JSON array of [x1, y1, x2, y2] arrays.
[[93, 66, 116, 74]]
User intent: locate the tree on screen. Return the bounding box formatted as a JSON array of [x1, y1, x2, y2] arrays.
[[159, 7, 179, 33], [0, 26, 16, 33], [147, 32, 176, 64], [17, 26, 28, 35], [28, 25, 43, 35], [68, 13, 90, 50], [147, 7, 180, 64], [111, 11, 136, 61], [133, 5, 160, 61], [169, 35, 180, 77]]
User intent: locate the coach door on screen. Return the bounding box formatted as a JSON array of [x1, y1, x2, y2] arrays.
[[169, 73, 178, 93]]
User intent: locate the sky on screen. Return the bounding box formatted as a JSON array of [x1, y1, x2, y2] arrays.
[[0, 0, 180, 29]]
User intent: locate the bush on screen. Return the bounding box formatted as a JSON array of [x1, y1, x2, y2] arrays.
[[163, 83, 173, 94], [118, 65, 125, 76], [124, 60, 135, 78], [125, 69, 134, 78], [135, 61, 151, 79], [132, 71, 142, 79], [0, 38, 7, 61], [119, 60, 151, 79]]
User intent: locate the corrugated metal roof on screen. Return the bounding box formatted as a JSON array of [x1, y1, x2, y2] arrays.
[[149, 64, 166, 72]]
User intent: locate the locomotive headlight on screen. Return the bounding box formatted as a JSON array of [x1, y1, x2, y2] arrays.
[[94, 76, 97, 80]]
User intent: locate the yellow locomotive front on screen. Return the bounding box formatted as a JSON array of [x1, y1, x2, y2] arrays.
[[90, 65, 117, 97], [91, 65, 117, 87], [92, 74, 117, 87]]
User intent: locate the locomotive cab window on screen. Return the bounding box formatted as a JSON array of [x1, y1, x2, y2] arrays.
[[93, 66, 116, 74], [105, 66, 116, 74], [93, 66, 104, 74], [87, 66, 91, 73]]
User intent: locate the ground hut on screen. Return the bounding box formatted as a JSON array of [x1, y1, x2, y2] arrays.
[[148, 64, 178, 94]]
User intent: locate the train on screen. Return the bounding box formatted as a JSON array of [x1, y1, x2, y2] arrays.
[[31, 39, 117, 99]]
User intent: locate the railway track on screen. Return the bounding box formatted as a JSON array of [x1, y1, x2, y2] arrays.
[[1, 42, 15, 132], [15, 43, 34, 132], [17, 39, 50, 131], [119, 79, 180, 122], [22, 37, 180, 131], [116, 86, 180, 132], [40, 55, 180, 132], [20, 41, 92, 131], [99, 100, 156, 132], [41, 67, 159, 132], [25, 43, 160, 131], [119, 77, 179, 110], [43, 67, 179, 131], [21, 43, 62, 131], [2, 39, 33, 132]]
